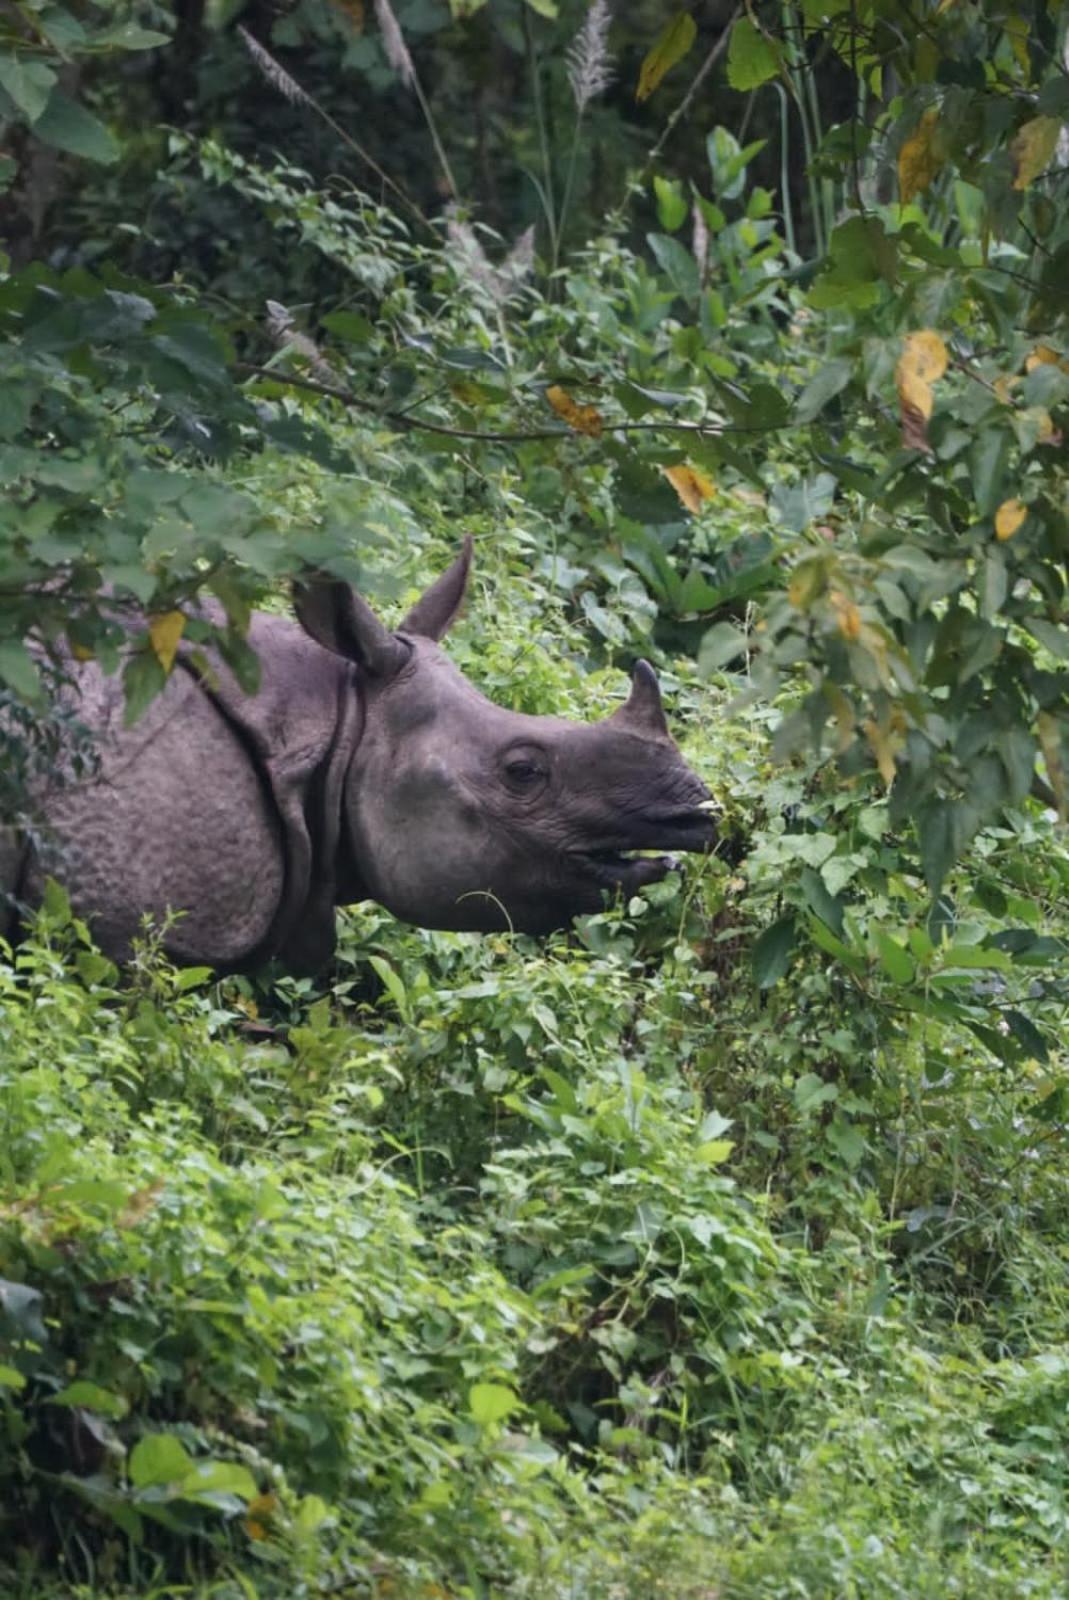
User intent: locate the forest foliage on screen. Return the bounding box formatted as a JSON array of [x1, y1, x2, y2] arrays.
[[1, 1, 1068, 1596]]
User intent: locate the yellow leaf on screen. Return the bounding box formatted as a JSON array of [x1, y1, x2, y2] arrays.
[[70, 639, 95, 663], [663, 463, 716, 514], [993, 373, 1020, 404], [148, 610, 186, 673], [895, 329, 948, 451], [118, 1180, 165, 1229], [1025, 344, 1069, 373], [545, 384, 603, 438], [898, 108, 944, 203], [244, 1492, 279, 1542], [862, 716, 903, 787], [636, 12, 697, 103], [829, 589, 861, 641], [1011, 116, 1061, 190], [995, 498, 1027, 540]]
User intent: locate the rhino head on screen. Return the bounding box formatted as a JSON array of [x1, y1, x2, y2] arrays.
[[296, 539, 715, 935]]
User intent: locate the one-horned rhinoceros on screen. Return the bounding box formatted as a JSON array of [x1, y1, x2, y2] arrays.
[[1, 539, 715, 972]]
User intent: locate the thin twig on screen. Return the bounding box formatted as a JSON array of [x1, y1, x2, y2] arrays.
[[637, 5, 744, 189], [236, 362, 798, 440]]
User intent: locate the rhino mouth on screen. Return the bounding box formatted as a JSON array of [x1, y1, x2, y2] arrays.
[[575, 809, 716, 889]]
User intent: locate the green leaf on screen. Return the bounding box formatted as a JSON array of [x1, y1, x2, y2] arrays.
[[129, 1434, 195, 1489], [698, 622, 746, 673], [800, 866, 844, 936], [469, 1382, 520, 1427], [653, 176, 689, 233], [794, 1072, 839, 1113], [1004, 1009, 1049, 1063], [726, 16, 779, 91], [1026, 618, 1069, 661], [0, 1364, 26, 1389], [0, 638, 42, 702], [48, 1381, 128, 1419], [647, 233, 700, 300], [33, 88, 118, 163], [969, 429, 1011, 517], [522, 0, 557, 16], [875, 930, 915, 984], [90, 22, 171, 49], [177, 1460, 257, 1504], [752, 916, 796, 988], [794, 359, 853, 423], [770, 472, 836, 533], [0, 55, 57, 121]]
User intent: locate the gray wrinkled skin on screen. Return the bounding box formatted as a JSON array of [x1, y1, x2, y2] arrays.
[[1, 541, 714, 972]]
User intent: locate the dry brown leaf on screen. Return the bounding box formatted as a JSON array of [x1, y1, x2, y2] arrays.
[[862, 716, 903, 787], [148, 610, 186, 674], [898, 108, 944, 204], [663, 463, 716, 514], [546, 384, 604, 437], [995, 499, 1027, 541]]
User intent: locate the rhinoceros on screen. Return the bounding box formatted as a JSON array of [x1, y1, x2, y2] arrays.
[[0, 540, 715, 971]]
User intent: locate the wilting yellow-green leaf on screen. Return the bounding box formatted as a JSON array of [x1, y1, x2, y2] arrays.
[[1011, 116, 1061, 190], [898, 107, 944, 203], [1037, 711, 1067, 821], [545, 384, 603, 437], [863, 715, 903, 787], [148, 610, 186, 673], [829, 588, 861, 640], [244, 1493, 279, 1542], [995, 498, 1027, 541], [636, 12, 696, 103], [895, 329, 948, 450], [663, 462, 716, 513]]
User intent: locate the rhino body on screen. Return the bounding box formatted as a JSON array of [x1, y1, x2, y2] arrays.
[[1, 542, 714, 971]]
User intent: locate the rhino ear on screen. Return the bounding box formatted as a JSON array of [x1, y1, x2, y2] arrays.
[[399, 535, 473, 641], [609, 659, 670, 739], [293, 574, 410, 678]]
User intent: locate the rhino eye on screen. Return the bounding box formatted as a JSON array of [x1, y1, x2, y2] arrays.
[[503, 754, 547, 790]]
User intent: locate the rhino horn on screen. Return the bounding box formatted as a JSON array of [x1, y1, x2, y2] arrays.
[[609, 658, 670, 739], [399, 534, 473, 640], [293, 572, 410, 679]]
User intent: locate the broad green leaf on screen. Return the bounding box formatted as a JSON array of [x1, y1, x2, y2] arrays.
[[129, 1434, 195, 1489], [636, 13, 696, 103], [794, 1072, 838, 1113], [522, 0, 557, 15], [469, 1382, 520, 1426], [970, 429, 1011, 517], [646, 232, 699, 300], [0, 56, 57, 121], [698, 622, 746, 673], [752, 916, 795, 988], [33, 88, 118, 163], [0, 1365, 26, 1389], [48, 1381, 128, 1418], [770, 472, 836, 533], [90, 22, 171, 49], [875, 930, 915, 985], [177, 1460, 257, 1503], [0, 638, 42, 702], [726, 16, 779, 91], [794, 359, 852, 423], [1026, 618, 1069, 661]]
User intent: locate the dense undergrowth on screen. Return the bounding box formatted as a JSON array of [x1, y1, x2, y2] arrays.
[[3, 2, 1069, 1592], [2, 515, 1067, 1599]]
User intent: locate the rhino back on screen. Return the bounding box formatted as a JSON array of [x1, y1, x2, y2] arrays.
[[23, 658, 286, 968]]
